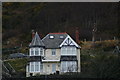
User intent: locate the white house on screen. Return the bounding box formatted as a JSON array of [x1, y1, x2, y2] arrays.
[[26, 32, 81, 77]]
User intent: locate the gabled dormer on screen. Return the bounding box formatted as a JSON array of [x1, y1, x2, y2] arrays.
[[60, 35, 80, 48], [29, 32, 45, 56], [60, 35, 81, 56]]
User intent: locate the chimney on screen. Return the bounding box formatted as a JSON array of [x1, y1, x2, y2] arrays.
[[75, 27, 80, 44], [32, 30, 35, 39]]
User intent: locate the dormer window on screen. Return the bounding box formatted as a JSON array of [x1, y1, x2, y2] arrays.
[[50, 35, 54, 39], [60, 36, 64, 39]]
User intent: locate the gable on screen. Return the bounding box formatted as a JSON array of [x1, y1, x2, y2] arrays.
[[60, 35, 80, 48]]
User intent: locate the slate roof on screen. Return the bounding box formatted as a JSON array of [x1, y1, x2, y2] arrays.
[[9, 53, 27, 59], [42, 33, 68, 48], [29, 32, 45, 47]]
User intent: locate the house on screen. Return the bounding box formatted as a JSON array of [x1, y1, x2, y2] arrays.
[[26, 32, 81, 77]]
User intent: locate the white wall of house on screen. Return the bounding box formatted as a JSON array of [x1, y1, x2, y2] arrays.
[[43, 63, 60, 74], [44, 49, 61, 60], [77, 48, 81, 72]]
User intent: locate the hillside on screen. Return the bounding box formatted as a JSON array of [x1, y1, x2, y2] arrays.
[[2, 2, 119, 49], [2, 40, 120, 78]]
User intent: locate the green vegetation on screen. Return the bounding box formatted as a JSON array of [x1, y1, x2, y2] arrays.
[[81, 49, 120, 78], [2, 2, 120, 78], [4, 58, 28, 77], [2, 2, 119, 50], [2, 40, 120, 78], [2, 39, 120, 78], [4, 58, 28, 72], [79, 40, 120, 78]]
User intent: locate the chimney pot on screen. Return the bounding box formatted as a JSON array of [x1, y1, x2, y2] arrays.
[[75, 27, 80, 44], [32, 30, 35, 38]]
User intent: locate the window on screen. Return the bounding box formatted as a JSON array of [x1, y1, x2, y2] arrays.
[[61, 61, 77, 72], [30, 62, 42, 72], [40, 64, 43, 72], [52, 64, 56, 73], [52, 49, 56, 56], [60, 36, 64, 39], [50, 35, 54, 38], [35, 48, 39, 56], [30, 48, 43, 56], [35, 62, 39, 71], [61, 47, 76, 55], [31, 48, 34, 56], [30, 62, 34, 72], [40, 48, 43, 55]]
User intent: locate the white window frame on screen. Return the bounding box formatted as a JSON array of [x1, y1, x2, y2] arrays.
[[40, 48, 43, 56], [30, 62, 34, 72], [35, 48, 39, 56], [30, 48, 44, 56], [61, 46, 77, 56], [52, 49, 56, 56], [61, 61, 77, 72], [30, 48, 34, 56], [35, 62, 39, 72], [40, 63, 43, 72], [29, 62, 43, 72]]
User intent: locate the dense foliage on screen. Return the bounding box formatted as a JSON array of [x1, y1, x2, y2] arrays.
[[2, 2, 119, 49], [2, 2, 120, 79]]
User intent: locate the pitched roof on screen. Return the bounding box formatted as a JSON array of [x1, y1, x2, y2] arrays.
[[29, 32, 45, 47], [42, 33, 68, 48]]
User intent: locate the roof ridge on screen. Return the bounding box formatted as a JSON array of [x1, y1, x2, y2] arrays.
[[49, 32, 67, 34]]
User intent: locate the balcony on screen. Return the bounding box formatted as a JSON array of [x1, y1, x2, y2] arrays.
[[60, 56, 77, 61]]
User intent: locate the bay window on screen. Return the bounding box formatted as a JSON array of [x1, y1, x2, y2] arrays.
[[30, 62, 34, 72], [35, 48, 39, 56], [61, 46, 77, 55], [40, 48, 43, 55], [40, 64, 43, 72], [29, 62, 43, 72], [30, 48, 43, 56], [31, 48, 34, 56], [61, 61, 77, 72], [35, 62, 39, 71]]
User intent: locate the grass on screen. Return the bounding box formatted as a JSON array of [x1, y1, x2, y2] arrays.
[[4, 58, 28, 72], [2, 40, 120, 78]]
